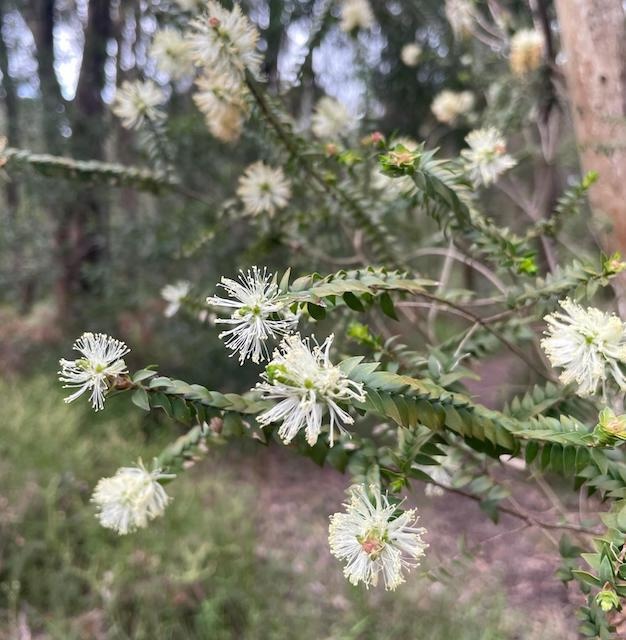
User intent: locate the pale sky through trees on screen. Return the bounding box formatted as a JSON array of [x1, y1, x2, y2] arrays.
[[0, 1, 449, 118]]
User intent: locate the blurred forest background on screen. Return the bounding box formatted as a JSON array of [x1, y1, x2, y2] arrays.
[[0, 0, 624, 638]]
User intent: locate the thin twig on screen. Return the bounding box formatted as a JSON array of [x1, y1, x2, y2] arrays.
[[407, 247, 508, 293], [429, 479, 599, 535], [414, 291, 552, 379]]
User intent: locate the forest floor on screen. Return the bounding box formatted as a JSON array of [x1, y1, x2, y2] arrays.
[[0, 358, 598, 639], [230, 444, 578, 639]]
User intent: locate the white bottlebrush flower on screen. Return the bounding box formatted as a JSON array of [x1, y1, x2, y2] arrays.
[[461, 127, 516, 186], [256, 334, 366, 446], [541, 299, 626, 397], [445, 0, 475, 38], [58, 332, 129, 411], [237, 161, 292, 217], [207, 267, 296, 364], [430, 89, 474, 125], [509, 29, 543, 77], [339, 0, 375, 32], [401, 43, 422, 67], [161, 280, 191, 317], [150, 28, 194, 79], [92, 462, 174, 535], [311, 96, 351, 139], [111, 80, 166, 130], [328, 484, 427, 590], [193, 70, 248, 142], [188, 1, 262, 79]]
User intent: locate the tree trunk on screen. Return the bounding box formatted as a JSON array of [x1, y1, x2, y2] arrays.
[[25, 0, 112, 320], [67, 0, 112, 296], [0, 7, 30, 310], [554, 0, 626, 256], [22, 0, 66, 154]]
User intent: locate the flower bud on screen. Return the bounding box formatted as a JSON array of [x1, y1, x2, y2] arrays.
[[596, 587, 620, 612], [379, 146, 420, 176], [593, 408, 626, 446], [361, 131, 385, 147]]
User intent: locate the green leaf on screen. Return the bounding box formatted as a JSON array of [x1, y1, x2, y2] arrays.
[[278, 268, 291, 293], [563, 446, 577, 475], [131, 388, 150, 412], [408, 467, 432, 482], [171, 397, 192, 424], [150, 392, 172, 416], [479, 499, 499, 523], [307, 302, 326, 320], [343, 291, 365, 312], [617, 503, 626, 532], [598, 555, 614, 584], [326, 445, 350, 472], [571, 570, 602, 588], [133, 368, 157, 383], [379, 291, 398, 320], [525, 441, 539, 464]]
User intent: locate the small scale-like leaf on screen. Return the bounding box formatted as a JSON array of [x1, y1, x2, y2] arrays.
[[343, 291, 365, 312], [379, 291, 398, 320], [307, 302, 326, 320], [131, 388, 150, 412]]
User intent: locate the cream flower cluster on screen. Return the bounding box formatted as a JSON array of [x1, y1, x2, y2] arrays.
[[188, 1, 261, 76], [58, 332, 129, 411], [541, 299, 626, 397], [401, 43, 422, 67], [509, 29, 543, 77], [256, 334, 366, 446], [207, 267, 297, 364], [193, 71, 249, 142], [431, 89, 474, 125], [329, 485, 428, 590], [186, 1, 261, 142], [112, 80, 166, 130], [311, 96, 351, 140], [461, 127, 516, 186], [445, 0, 475, 39], [150, 28, 194, 80], [135, 1, 262, 141], [161, 280, 191, 317], [237, 161, 292, 217], [339, 0, 375, 32], [92, 462, 174, 535]]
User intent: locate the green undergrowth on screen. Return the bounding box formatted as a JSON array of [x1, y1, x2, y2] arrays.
[[0, 375, 567, 639]]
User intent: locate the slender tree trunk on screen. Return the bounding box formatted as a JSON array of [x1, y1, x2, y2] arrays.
[[67, 0, 113, 296], [23, 0, 75, 318], [25, 0, 112, 320], [554, 0, 626, 257], [0, 7, 31, 311], [528, 0, 560, 273], [22, 0, 65, 154]]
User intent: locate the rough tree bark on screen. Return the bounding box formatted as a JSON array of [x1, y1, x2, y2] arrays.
[[554, 0, 626, 260]]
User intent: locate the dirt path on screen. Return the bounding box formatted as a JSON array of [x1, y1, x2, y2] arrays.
[[221, 444, 578, 638]]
